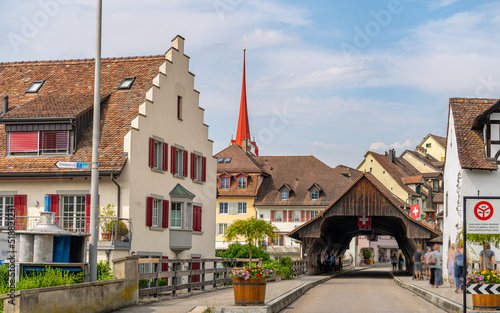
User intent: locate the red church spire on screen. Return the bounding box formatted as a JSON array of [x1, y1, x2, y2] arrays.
[[231, 49, 259, 155]]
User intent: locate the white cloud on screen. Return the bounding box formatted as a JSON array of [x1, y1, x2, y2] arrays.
[[369, 139, 414, 152]]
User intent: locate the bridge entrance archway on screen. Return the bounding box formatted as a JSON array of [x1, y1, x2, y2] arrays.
[[288, 173, 441, 275]]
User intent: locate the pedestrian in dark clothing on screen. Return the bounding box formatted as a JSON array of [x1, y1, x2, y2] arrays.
[[398, 254, 404, 271], [391, 253, 397, 271]]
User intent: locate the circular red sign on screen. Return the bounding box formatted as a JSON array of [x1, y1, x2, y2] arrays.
[[474, 201, 494, 221]]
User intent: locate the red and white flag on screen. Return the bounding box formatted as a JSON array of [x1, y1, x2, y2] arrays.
[[410, 204, 420, 219], [357, 215, 371, 227]]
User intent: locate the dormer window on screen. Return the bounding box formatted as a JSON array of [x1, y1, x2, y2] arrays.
[[280, 190, 289, 201], [118, 77, 135, 90], [27, 80, 45, 93], [238, 177, 247, 188], [8, 130, 69, 155], [311, 190, 319, 201], [221, 177, 229, 189]]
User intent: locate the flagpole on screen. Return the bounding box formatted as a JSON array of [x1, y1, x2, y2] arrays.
[[89, 0, 102, 282]]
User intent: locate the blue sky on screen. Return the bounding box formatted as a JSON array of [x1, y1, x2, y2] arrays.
[[1, 0, 499, 168]]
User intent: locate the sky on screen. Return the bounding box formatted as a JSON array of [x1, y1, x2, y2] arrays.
[[1, 0, 500, 168]]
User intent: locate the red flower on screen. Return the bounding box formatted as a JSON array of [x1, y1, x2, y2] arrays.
[[257, 273, 261, 277]]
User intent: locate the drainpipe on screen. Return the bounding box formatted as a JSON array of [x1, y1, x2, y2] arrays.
[[111, 174, 121, 217]]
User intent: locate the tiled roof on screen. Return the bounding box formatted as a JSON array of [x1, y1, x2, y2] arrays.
[[434, 193, 444, 203], [215, 144, 265, 197], [402, 175, 423, 185], [401, 150, 441, 171], [367, 152, 418, 197], [0, 55, 166, 175], [252, 155, 353, 206], [449, 98, 498, 170], [333, 164, 363, 181], [429, 134, 447, 149]]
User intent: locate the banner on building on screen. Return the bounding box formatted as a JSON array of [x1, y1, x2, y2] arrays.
[[410, 204, 420, 219]]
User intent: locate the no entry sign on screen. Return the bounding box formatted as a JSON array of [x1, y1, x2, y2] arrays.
[[466, 198, 500, 234]]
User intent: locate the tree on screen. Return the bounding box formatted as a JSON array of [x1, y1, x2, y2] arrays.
[[224, 217, 279, 266]]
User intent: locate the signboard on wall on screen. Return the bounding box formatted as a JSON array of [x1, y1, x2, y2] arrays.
[[466, 198, 500, 234]]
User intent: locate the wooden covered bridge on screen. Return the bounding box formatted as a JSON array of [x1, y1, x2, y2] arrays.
[[288, 173, 441, 275]]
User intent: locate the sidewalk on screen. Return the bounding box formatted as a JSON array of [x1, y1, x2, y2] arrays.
[[393, 273, 498, 313]]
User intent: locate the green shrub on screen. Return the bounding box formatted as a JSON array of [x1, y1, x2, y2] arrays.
[[16, 267, 83, 290], [219, 243, 271, 263], [97, 261, 113, 281]]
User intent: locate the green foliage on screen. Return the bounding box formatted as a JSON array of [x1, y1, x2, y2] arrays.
[[97, 261, 113, 281], [363, 250, 372, 259], [460, 228, 500, 269], [263, 259, 292, 280], [224, 217, 279, 265], [16, 267, 83, 290], [105, 220, 129, 237], [279, 257, 292, 268], [219, 243, 270, 261]]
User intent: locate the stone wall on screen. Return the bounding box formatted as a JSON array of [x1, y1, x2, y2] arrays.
[[1, 256, 139, 313]]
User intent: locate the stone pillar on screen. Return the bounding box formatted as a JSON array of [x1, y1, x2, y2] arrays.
[[113, 255, 139, 305]]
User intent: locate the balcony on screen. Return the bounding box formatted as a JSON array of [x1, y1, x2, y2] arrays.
[[15, 215, 132, 251]]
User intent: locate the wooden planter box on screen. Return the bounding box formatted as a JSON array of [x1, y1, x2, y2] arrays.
[[472, 293, 500, 311], [233, 278, 267, 306]]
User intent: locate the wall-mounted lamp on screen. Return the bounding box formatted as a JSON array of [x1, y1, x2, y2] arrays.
[[33, 201, 39, 207]]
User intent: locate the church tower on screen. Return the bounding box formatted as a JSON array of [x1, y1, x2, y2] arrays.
[[231, 49, 259, 156]]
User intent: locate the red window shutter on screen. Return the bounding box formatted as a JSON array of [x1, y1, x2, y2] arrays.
[[48, 194, 59, 223], [183, 150, 188, 177], [161, 256, 169, 279], [85, 194, 91, 232], [9, 132, 38, 153], [283, 210, 288, 222], [192, 256, 201, 283], [146, 197, 153, 227], [190, 153, 196, 180], [171, 146, 177, 174], [39, 131, 69, 151], [288, 210, 293, 222], [162, 143, 168, 171], [201, 157, 206, 182], [270, 210, 275, 222], [14, 195, 27, 230], [193, 205, 202, 232], [306, 210, 311, 221], [162, 200, 169, 228], [149, 138, 155, 168], [301, 210, 305, 222]]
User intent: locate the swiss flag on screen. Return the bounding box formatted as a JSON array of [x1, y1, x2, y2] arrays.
[[410, 204, 420, 219], [357, 215, 371, 227]]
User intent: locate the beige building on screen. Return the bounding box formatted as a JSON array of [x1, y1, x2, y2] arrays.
[[0, 36, 216, 271]]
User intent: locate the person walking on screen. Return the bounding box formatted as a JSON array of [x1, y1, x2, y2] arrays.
[[429, 244, 443, 288], [479, 242, 497, 270], [447, 243, 456, 288], [454, 240, 466, 294], [391, 253, 397, 271], [398, 253, 404, 271], [413, 248, 423, 280], [424, 247, 432, 280]]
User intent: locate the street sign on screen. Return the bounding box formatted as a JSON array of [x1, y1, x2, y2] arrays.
[[55, 161, 90, 169], [467, 284, 500, 295], [410, 204, 420, 219], [466, 198, 500, 234]]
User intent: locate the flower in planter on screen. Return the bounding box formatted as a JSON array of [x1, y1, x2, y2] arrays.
[[230, 264, 274, 280], [466, 269, 500, 285]]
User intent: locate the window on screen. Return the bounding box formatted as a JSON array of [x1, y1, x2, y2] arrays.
[[193, 205, 202, 232], [224, 158, 231, 163], [118, 77, 135, 90], [220, 177, 230, 189], [171, 202, 182, 228], [61, 195, 86, 232], [190, 153, 206, 182], [311, 190, 319, 201], [238, 177, 247, 188], [433, 180, 439, 191], [171, 145, 188, 177], [369, 167, 372, 173], [273, 234, 284, 246], [218, 223, 229, 235], [292, 210, 300, 222], [27, 80, 45, 93], [0, 197, 14, 227], [9, 131, 69, 155], [280, 190, 289, 201], [149, 137, 168, 171], [177, 96, 182, 120], [219, 202, 228, 214], [275, 211, 283, 222], [426, 143, 432, 148], [238, 202, 247, 214], [217, 158, 224, 163], [146, 196, 168, 229], [310, 210, 318, 219]]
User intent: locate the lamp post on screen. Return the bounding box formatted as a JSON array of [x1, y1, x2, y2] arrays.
[[89, 0, 102, 282]]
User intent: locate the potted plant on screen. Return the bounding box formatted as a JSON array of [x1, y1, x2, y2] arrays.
[[363, 250, 372, 265], [224, 217, 279, 306], [99, 204, 116, 241], [466, 233, 500, 310], [105, 220, 129, 241]]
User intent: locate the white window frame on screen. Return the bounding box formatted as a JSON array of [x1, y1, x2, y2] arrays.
[[61, 195, 86, 232], [0, 196, 14, 227], [220, 177, 230, 189], [275, 211, 283, 222], [238, 202, 247, 214], [170, 198, 193, 230], [292, 210, 300, 222], [310, 210, 318, 219], [219, 202, 228, 214], [218, 223, 229, 235], [194, 154, 203, 181], [311, 190, 319, 201], [152, 137, 164, 171], [237, 177, 247, 188], [171, 202, 183, 228], [280, 190, 289, 201]]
